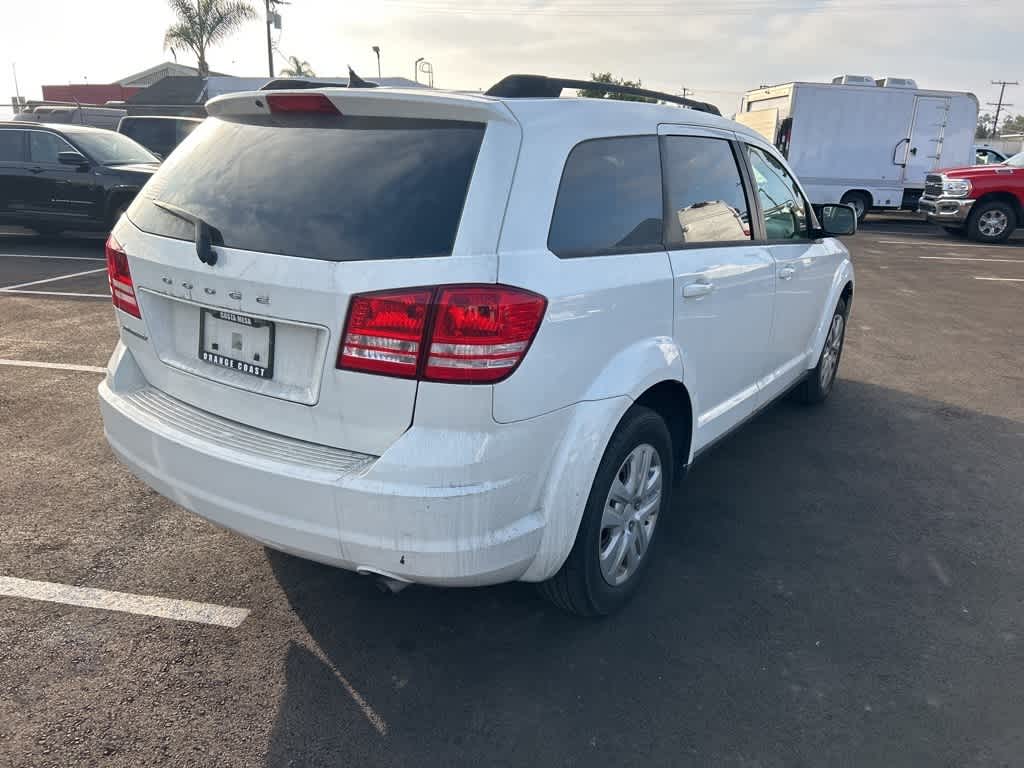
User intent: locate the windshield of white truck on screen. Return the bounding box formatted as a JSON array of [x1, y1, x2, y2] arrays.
[[1007, 151, 1024, 168]]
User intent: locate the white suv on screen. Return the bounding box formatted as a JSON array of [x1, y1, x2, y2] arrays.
[[99, 76, 856, 615]]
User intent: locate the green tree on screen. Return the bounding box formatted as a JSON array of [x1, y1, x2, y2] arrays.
[[280, 56, 316, 77], [976, 112, 994, 139], [164, 0, 257, 77], [1000, 113, 1024, 135], [577, 72, 657, 103]]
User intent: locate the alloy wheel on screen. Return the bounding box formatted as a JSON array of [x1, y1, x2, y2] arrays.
[[819, 312, 845, 389], [978, 209, 1009, 238], [599, 443, 663, 586]]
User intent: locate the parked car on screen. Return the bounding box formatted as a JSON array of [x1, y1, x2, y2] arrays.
[[737, 77, 978, 222], [12, 104, 127, 130], [974, 145, 1008, 165], [98, 76, 856, 615], [919, 150, 1024, 242], [117, 116, 203, 159], [0, 122, 159, 236]]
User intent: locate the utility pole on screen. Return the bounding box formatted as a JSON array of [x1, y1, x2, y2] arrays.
[[680, 86, 693, 99], [265, 0, 289, 77], [989, 80, 1018, 137]]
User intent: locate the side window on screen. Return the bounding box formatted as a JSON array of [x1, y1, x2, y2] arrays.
[[661, 135, 752, 246], [29, 132, 75, 164], [746, 145, 809, 240], [548, 136, 663, 257], [0, 130, 26, 162]]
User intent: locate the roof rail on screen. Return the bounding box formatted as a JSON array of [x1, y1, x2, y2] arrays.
[[485, 74, 721, 116]]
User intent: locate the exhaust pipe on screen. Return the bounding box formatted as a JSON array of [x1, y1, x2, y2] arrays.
[[375, 577, 410, 595], [356, 566, 412, 595]]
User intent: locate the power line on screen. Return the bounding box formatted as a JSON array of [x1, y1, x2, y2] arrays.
[[988, 80, 1018, 136]]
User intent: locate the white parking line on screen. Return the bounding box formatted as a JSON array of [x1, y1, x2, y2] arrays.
[[0, 359, 106, 373], [0, 576, 250, 628], [973, 276, 1024, 282], [875, 238, 1024, 251], [0, 253, 105, 262], [0, 267, 107, 291], [0, 289, 109, 298], [919, 255, 1024, 263]]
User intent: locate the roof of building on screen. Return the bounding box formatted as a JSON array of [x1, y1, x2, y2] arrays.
[[116, 62, 229, 86]]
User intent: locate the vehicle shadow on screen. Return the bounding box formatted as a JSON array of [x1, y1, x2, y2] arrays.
[[0, 230, 106, 257], [265, 379, 1024, 768]]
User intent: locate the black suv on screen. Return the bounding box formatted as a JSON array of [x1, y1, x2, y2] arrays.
[[0, 122, 159, 236]]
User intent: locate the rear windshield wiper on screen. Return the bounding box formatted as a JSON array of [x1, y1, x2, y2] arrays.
[[152, 200, 221, 266]]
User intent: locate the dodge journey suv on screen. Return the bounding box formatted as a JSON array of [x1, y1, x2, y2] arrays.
[[99, 75, 856, 615]]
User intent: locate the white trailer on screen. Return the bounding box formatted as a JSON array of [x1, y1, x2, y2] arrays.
[[736, 77, 978, 220]]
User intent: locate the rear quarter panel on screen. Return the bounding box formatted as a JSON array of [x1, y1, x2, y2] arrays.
[[492, 104, 679, 424]]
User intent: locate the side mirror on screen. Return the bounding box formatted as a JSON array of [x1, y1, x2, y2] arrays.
[[58, 150, 89, 167], [818, 203, 857, 237]]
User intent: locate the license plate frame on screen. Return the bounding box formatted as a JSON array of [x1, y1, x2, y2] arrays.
[[198, 309, 276, 380]]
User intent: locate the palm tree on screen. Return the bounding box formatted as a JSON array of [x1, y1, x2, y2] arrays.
[[280, 56, 315, 77], [164, 0, 257, 77]]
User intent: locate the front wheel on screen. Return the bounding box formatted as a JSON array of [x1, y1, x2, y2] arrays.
[[796, 297, 848, 404], [967, 200, 1015, 243], [539, 406, 673, 616]]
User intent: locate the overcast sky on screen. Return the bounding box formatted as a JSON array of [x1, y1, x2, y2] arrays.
[[2, 0, 1022, 117]]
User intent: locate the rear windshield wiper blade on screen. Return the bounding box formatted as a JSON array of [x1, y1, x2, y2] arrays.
[[152, 200, 221, 266]]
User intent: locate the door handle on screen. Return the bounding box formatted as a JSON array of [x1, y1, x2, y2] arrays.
[[682, 281, 713, 298], [778, 265, 796, 280]]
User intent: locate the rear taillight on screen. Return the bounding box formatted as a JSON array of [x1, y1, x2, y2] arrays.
[[266, 93, 340, 115], [105, 234, 140, 318], [339, 289, 432, 378], [338, 285, 546, 384]]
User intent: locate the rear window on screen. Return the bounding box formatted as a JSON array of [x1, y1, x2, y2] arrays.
[[128, 116, 486, 262], [547, 136, 663, 258]]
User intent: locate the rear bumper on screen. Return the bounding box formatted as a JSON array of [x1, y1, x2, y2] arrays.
[[99, 344, 616, 587], [918, 195, 974, 226]]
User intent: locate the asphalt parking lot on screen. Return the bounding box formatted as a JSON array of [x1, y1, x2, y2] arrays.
[[1, 218, 1022, 768]]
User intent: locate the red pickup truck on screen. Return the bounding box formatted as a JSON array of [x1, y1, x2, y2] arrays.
[[918, 151, 1024, 242]]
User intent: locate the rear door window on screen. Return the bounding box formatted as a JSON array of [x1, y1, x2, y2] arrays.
[[661, 135, 752, 245], [548, 136, 663, 257], [0, 130, 26, 162], [129, 116, 485, 262]]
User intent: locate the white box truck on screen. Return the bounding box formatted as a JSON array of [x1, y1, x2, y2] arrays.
[[736, 76, 978, 221]]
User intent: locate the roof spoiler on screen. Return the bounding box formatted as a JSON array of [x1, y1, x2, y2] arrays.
[[485, 74, 721, 116]]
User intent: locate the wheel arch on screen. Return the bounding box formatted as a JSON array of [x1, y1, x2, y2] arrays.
[[972, 191, 1022, 226], [104, 186, 141, 227], [806, 259, 855, 368], [634, 379, 695, 478]]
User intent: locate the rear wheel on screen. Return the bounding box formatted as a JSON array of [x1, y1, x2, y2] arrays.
[[796, 297, 848, 405], [539, 406, 673, 616], [840, 191, 870, 224], [967, 200, 1015, 243]]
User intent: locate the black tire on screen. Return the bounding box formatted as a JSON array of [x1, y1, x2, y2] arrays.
[[796, 297, 848, 405], [840, 191, 870, 224], [966, 200, 1015, 243], [943, 226, 967, 237], [539, 405, 673, 617]]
